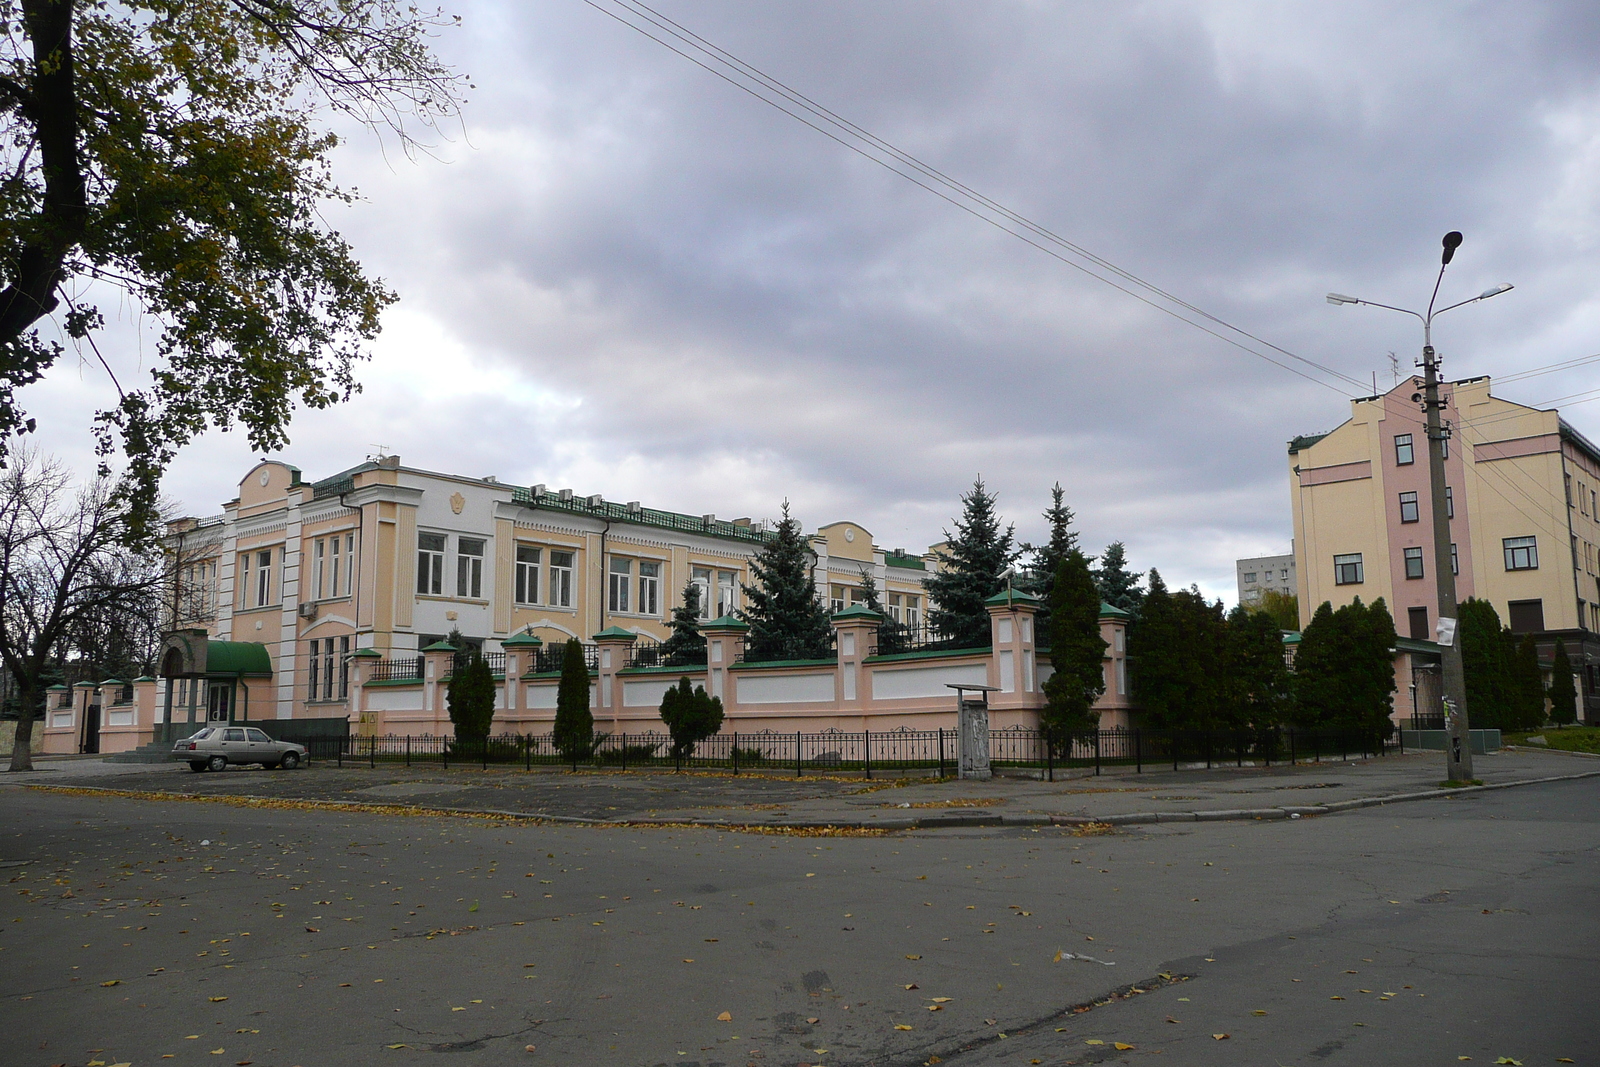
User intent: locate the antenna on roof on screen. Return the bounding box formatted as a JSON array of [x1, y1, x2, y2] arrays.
[[368, 443, 390, 461]]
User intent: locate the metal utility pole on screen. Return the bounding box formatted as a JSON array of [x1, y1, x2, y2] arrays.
[[1329, 232, 1513, 784]]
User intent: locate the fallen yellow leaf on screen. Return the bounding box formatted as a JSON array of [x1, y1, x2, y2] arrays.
[[1114, 1043, 1135, 1051], [905, 954, 922, 960], [807, 1017, 819, 1024], [210, 1050, 225, 1056], [716, 1011, 732, 1022], [931, 997, 952, 1003], [208, 996, 228, 1002], [1212, 1033, 1230, 1040], [1330, 996, 1345, 1000], [101, 980, 121, 987], [904, 983, 919, 989], [894, 1024, 913, 1031], [1085, 1039, 1104, 1045], [387, 1044, 410, 1050], [1252, 1009, 1267, 1015]]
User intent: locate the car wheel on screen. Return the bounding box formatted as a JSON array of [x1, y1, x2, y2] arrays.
[[188, 761, 206, 773], [207, 754, 227, 772], [280, 752, 300, 770]]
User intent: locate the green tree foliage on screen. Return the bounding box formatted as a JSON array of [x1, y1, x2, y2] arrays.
[[1092, 542, 1144, 619], [658, 676, 725, 760], [925, 478, 1019, 648], [0, 1, 462, 538], [1511, 634, 1547, 730], [1227, 605, 1291, 729], [1020, 482, 1078, 634], [854, 570, 904, 655], [1256, 588, 1301, 632], [1040, 549, 1106, 741], [1549, 638, 1578, 726], [1291, 598, 1396, 736], [740, 501, 833, 662], [552, 638, 594, 758], [1459, 598, 1514, 730], [1128, 572, 1237, 731], [660, 582, 707, 666], [446, 652, 496, 740]]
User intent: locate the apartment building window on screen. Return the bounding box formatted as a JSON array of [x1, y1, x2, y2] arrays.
[[1243, 572, 1257, 584], [1395, 434, 1414, 465], [1403, 546, 1425, 579], [1507, 599, 1545, 633], [238, 551, 251, 609], [638, 561, 660, 617], [608, 557, 631, 613], [691, 566, 712, 619], [1452, 542, 1459, 576], [1334, 553, 1364, 585], [457, 538, 485, 599], [182, 561, 215, 619], [549, 551, 574, 608], [1280, 569, 1289, 581], [1407, 606, 1429, 641], [1399, 491, 1419, 524], [1446, 486, 1453, 519], [1565, 473, 1572, 506], [337, 635, 350, 698], [1592, 489, 1596, 517], [417, 533, 445, 594], [515, 546, 540, 605], [332, 534, 351, 596], [829, 584, 846, 614], [887, 592, 904, 623], [254, 549, 274, 608], [904, 594, 921, 628], [313, 539, 326, 598], [1503, 536, 1539, 571], [717, 571, 738, 617], [307, 640, 319, 700]]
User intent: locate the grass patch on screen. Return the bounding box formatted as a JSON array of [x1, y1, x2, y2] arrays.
[[1505, 726, 1600, 754]]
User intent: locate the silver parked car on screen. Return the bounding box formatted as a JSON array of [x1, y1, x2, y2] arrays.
[[172, 726, 306, 772]]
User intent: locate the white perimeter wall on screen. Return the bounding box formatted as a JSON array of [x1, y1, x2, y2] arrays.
[[870, 662, 988, 701], [736, 672, 836, 704]]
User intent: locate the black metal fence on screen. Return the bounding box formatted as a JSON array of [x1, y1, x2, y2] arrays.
[[369, 658, 421, 682], [869, 622, 987, 657], [625, 639, 707, 670], [279, 726, 1399, 779]]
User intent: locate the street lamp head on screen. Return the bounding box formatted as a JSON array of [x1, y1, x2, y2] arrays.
[[1478, 282, 1514, 300], [1441, 231, 1463, 265], [1326, 292, 1360, 305]]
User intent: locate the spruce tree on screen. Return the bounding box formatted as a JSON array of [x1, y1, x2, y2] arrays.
[[1459, 598, 1513, 729], [660, 582, 707, 666], [740, 501, 834, 662], [1351, 598, 1398, 738], [658, 676, 726, 760], [1549, 638, 1577, 726], [552, 638, 594, 759], [1129, 570, 1183, 728], [1041, 549, 1107, 743], [1227, 605, 1291, 729], [924, 478, 1020, 648], [1092, 542, 1145, 618], [854, 571, 904, 655], [1021, 482, 1078, 635], [446, 652, 497, 740], [1290, 601, 1341, 728], [1511, 633, 1546, 730]]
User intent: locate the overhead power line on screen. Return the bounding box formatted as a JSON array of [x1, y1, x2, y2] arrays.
[[582, 0, 1369, 396]]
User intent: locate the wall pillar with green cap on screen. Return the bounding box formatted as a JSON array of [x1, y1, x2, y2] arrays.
[[830, 604, 884, 723], [420, 640, 458, 735], [592, 627, 638, 731], [500, 631, 544, 726], [700, 615, 750, 709], [984, 587, 1044, 723]]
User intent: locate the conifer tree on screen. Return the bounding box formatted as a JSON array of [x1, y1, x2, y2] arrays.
[[740, 502, 834, 662], [1289, 600, 1341, 728], [1041, 549, 1106, 743], [552, 638, 594, 759], [924, 478, 1020, 648], [1092, 542, 1145, 618], [1511, 633, 1547, 730], [1351, 597, 1398, 737], [1459, 598, 1513, 729], [446, 651, 496, 740], [1549, 638, 1577, 726], [660, 582, 707, 666], [1021, 483, 1078, 634], [855, 571, 904, 655], [1227, 605, 1291, 729], [658, 676, 726, 760], [1128, 570, 1183, 727]]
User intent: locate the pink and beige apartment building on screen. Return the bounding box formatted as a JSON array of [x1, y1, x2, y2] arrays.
[[1289, 375, 1600, 721]]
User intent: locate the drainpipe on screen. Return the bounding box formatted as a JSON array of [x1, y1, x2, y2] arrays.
[[337, 489, 365, 642], [598, 515, 613, 633]]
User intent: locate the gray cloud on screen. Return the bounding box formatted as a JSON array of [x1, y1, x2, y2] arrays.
[[21, 0, 1600, 601]]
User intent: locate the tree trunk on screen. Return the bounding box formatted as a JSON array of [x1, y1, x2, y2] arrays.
[[8, 683, 39, 771]]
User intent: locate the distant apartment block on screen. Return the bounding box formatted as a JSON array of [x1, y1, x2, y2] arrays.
[[1289, 375, 1599, 721], [1237, 552, 1295, 606]]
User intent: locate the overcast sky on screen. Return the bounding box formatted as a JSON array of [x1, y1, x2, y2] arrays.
[[22, 1, 1600, 603]]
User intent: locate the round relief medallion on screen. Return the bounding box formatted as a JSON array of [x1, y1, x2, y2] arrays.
[[258, 470, 270, 486], [844, 527, 855, 542]]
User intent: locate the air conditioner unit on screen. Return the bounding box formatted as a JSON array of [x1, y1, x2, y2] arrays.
[[586, 494, 604, 507], [297, 602, 318, 620]]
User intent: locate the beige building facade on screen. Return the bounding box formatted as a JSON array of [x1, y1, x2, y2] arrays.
[[1289, 376, 1599, 721]]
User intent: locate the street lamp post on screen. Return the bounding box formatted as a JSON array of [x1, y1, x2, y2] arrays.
[[1327, 232, 1512, 784]]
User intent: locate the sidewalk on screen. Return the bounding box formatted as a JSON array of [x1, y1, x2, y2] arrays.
[[14, 745, 1599, 830]]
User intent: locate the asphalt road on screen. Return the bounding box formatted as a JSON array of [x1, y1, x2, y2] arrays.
[[0, 777, 1593, 1067]]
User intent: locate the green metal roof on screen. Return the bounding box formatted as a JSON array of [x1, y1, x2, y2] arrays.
[[1288, 432, 1330, 454], [1099, 601, 1132, 619], [502, 632, 544, 647], [883, 552, 926, 571], [830, 604, 884, 621], [512, 486, 773, 545], [420, 640, 458, 652], [207, 641, 273, 677], [592, 626, 638, 641], [984, 587, 1042, 606], [701, 614, 751, 631], [348, 647, 383, 658]]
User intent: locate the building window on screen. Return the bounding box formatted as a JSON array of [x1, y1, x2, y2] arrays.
[[1243, 572, 1257, 584], [717, 571, 738, 617], [334, 534, 351, 596], [1403, 546, 1424, 579], [549, 551, 574, 608], [307, 639, 320, 700], [1399, 491, 1419, 524], [1441, 433, 1448, 460], [691, 566, 712, 620], [1407, 606, 1429, 641], [255, 549, 274, 608], [1451, 542, 1459, 576], [905, 594, 921, 628], [829, 584, 846, 614], [1507, 599, 1545, 633], [313, 538, 326, 599], [1503, 536, 1539, 571], [1445, 486, 1453, 519], [887, 592, 904, 623], [457, 537, 485, 599], [1395, 434, 1414, 465], [417, 533, 445, 595], [638, 561, 660, 617], [515, 546, 541, 605], [307, 638, 339, 701], [608, 557, 632, 613], [338, 635, 350, 699], [238, 551, 251, 609], [1280, 569, 1289, 581], [1334, 553, 1364, 585]]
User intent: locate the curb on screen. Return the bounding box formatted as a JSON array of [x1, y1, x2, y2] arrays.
[[25, 768, 1600, 833]]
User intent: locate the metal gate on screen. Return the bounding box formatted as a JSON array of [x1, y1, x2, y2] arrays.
[[1410, 665, 1444, 729]]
